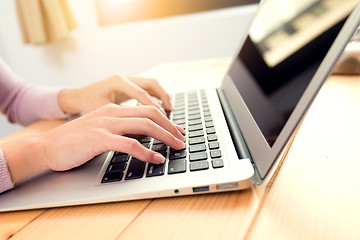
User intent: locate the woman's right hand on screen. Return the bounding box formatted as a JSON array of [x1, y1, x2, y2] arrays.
[[3, 104, 185, 183], [43, 104, 185, 171]]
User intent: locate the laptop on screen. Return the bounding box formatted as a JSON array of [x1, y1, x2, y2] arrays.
[[1, 0, 360, 212]]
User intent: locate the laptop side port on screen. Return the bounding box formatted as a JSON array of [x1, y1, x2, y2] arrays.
[[216, 182, 239, 190], [192, 186, 210, 193]]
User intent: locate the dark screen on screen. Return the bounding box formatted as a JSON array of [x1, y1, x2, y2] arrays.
[[229, 0, 355, 146]]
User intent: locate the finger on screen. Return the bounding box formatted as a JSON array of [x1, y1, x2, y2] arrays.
[[106, 135, 165, 164], [116, 74, 164, 112], [102, 105, 184, 140], [107, 118, 185, 151], [144, 79, 172, 111], [128, 76, 173, 111]]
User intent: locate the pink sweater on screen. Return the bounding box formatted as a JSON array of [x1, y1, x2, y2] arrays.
[[0, 58, 68, 193]]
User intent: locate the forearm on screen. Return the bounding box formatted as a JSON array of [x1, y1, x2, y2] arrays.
[[11, 85, 69, 125], [1, 59, 68, 125], [2, 135, 48, 184]]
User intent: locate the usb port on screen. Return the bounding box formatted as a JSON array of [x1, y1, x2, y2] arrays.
[[192, 186, 210, 193]]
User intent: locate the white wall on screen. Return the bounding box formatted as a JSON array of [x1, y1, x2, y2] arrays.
[[0, 0, 257, 137]]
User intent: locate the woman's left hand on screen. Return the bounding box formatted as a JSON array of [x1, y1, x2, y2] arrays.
[[58, 74, 172, 115]]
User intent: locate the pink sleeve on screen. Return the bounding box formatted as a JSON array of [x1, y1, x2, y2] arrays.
[[1, 58, 69, 193], [0, 146, 14, 194], [0, 58, 68, 126]]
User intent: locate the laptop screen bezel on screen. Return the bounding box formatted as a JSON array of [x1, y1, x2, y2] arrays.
[[220, 0, 360, 179]]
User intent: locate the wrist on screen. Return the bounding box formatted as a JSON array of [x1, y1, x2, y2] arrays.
[[58, 88, 81, 114], [2, 135, 49, 184]]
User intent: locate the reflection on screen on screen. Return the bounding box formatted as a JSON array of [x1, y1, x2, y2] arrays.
[[230, 0, 357, 146]]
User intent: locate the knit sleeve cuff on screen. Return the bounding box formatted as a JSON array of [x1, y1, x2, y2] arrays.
[[38, 87, 71, 120], [0, 146, 14, 194], [15, 86, 70, 126]]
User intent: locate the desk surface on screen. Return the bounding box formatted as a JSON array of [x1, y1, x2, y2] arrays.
[[1, 58, 360, 240]]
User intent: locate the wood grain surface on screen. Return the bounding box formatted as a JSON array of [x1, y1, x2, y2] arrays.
[[1, 60, 359, 240]]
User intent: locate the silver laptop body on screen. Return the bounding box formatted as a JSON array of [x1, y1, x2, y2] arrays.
[[1, 0, 359, 212]]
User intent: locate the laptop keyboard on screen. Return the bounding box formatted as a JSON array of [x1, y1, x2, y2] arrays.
[[101, 89, 224, 183]]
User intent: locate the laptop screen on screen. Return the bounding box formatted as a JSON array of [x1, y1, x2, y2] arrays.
[[228, 0, 357, 146]]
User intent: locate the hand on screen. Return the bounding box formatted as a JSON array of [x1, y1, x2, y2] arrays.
[[58, 74, 173, 115], [3, 104, 185, 183]]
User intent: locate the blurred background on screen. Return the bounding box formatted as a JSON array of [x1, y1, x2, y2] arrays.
[[96, 0, 257, 25], [0, 0, 258, 137]]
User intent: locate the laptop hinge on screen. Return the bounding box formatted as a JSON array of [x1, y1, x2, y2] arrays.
[[216, 88, 262, 184]]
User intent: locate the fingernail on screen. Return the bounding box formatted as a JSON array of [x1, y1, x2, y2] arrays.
[[176, 125, 185, 134], [176, 131, 185, 141], [153, 153, 165, 164], [175, 138, 186, 148]]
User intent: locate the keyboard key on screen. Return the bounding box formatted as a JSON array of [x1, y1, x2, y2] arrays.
[[174, 98, 184, 104], [174, 105, 185, 111], [147, 163, 165, 177], [188, 106, 200, 111], [152, 139, 163, 145], [174, 119, 186, 125], [114, 151, 127, 156], [157, 150, 167, 158], [170, 142, 186, 152], [178, 124, 186, 131], [189, 152, 207, 162], [141, 142, 150, 149], [111, 154, 129, 163], [208, 141, 219, 150], [102, 171, 124, 183], [205, 121, 214, 128], [190, 160, 209, 171], [188, 102, 199, 107], [203, 106, 210, 111], [188, 114, 201, 120], [188, 130, 204, 138], [188, 110, 200, 116], [107, 162, 127, 172], [188, 119, 202, 126], [151, 143, 167, 152], [189, 144, 206, 153], [187, 92, 197, 97], [204, 116, 212, 122], [175, 96, 185, 100], [207, 134, 217, 142], [212, 158, 224, 168], [206, 127, 216, 134], [137, 135, 152, 143], [168, 159, 186, 174], [169, 150, 187, 160], [188, 124, 203, 132], [173, 114, 185, 120], [187, 93, 198, 98], [173, 110, 185, 116], [189, 136, 205, 145], [202, 103, 209, 108], [175, 93, 185, 98], [203, 111, 211, 117], [210, 149, 222, 158], [175, 97, 185, 103], [125, 158, 146, 180]]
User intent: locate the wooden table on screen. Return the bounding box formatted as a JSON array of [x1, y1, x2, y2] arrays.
[[1, 58, 360, 240]]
